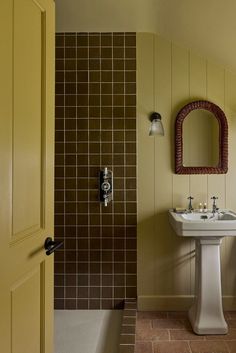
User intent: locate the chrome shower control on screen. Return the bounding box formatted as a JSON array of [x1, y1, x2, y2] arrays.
[[101, 181, 111, 192], [99, 168, 113, 206]]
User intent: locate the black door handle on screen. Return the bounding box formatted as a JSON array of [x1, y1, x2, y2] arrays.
[[44, 237, 63, 256]]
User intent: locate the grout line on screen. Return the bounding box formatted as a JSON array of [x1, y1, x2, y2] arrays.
[[123, 32, 127, 302], [87, 33, 91, 309], [151, 341, 154, 353], [111, 32, 115, 309], [62, 33, 66, 309], [99, 32, 103, 309], [187, 341, 192, 353], [75, 31, 79, 309]]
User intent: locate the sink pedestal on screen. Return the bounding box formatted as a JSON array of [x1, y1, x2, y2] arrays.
[[189, 238, 228, 335]]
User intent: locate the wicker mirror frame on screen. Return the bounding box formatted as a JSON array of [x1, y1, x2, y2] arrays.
[[175, 100, 228, 174]]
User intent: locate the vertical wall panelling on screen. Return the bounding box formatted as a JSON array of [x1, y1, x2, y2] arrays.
[[171, 44, 192, 297], [55, 32, 137, 309], [188, 51, 208, 207], [206, 63, 227, 292], [206, 63, 226, 210], [188, 52, 208, 295], [154, 36, 173, 296], [225, 72, 236, 299], [137, 33, 156, 297], [137, 33, 236, 310]]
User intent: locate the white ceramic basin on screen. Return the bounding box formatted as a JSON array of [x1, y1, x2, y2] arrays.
[[169, 210, 236, 236], [180, 212, 215, 221]]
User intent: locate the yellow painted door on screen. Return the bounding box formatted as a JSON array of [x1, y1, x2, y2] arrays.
[[0, 0, 55, 352]]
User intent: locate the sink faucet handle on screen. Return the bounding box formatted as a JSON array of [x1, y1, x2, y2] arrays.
[[211, 196, 218, 200], [187, 196, 194, 211], [211, 196, 219, 213], [211, 196, 218, 206]]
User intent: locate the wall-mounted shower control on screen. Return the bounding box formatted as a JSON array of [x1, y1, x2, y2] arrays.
[[99, 167, 113, 206]]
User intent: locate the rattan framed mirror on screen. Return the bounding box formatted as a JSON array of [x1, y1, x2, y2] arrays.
[[175, 100, 228, 174]]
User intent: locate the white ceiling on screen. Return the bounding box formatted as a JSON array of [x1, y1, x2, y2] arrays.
[[56, 0, 236, 72]]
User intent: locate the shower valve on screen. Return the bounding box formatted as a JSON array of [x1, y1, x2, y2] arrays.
[[99, 167, 113, 206]]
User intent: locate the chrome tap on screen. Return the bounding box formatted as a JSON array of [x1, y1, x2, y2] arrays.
[[187, 196, 194, 212], [211, 196, 219, 214]]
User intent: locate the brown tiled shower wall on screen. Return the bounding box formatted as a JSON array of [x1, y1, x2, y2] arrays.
[[54, 33, 137, 309]]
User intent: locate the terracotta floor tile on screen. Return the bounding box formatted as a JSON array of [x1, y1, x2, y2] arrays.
[[135, 311, 236, 352], [227, 320, 236, 329], [190, 340, 229, 353], [224, 312, 231, 320], [226, 341, 236, 353], [136, 319, 152, 330], [206, 329, 236, 341], [170, 329, 205, 340], [135, 341, 153, 353], [225, 330, 236, 341], [137, 311, 168, 320], [153, 341, 191, 353], [168, 312, 189, 319], [136, 326, 169, 341], [227, 312, 236, 320], [153, 318, 190, 330]]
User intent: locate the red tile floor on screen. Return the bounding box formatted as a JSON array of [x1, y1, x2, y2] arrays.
[[135, 311, 236, 353]]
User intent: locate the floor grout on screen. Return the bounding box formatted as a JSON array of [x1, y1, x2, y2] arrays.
[[187, 340, 193, 353]]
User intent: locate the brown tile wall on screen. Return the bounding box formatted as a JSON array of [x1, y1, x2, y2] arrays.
[[54, 33, 137, 309]]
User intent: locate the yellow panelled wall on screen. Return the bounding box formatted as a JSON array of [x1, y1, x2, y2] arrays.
[[137, 33, 236, 310]]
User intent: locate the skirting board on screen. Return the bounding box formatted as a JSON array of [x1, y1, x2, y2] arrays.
[[138, 296, 236, 311]]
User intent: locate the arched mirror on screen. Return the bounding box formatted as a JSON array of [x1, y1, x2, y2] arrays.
[[175, 100, 228, 174]]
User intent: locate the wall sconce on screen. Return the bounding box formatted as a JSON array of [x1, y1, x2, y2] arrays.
[[149, 112, 164, 136]]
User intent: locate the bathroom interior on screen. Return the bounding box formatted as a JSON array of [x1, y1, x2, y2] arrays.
[[2, 0, 236, 353], [54, 1, 236, 352], [55, 0, 236, 353]]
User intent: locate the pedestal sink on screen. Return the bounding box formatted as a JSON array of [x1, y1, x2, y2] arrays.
[[168, 209, 236, 335]]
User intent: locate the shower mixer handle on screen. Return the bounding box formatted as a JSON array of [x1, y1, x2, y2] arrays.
[[101, 181, 111, 192]]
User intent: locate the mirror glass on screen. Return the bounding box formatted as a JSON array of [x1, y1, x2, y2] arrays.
[[183, 109, 219, 167]]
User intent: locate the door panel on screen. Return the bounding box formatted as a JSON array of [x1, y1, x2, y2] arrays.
[[0, 0, 55, 352], [12, 267, 41, 353], [13, 0, 46, 239]]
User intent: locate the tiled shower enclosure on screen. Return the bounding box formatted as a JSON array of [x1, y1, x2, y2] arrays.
[[54, 32, 137, 309]]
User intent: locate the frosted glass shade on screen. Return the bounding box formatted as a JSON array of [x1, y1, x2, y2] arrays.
[[149, 118, 164, 136]]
